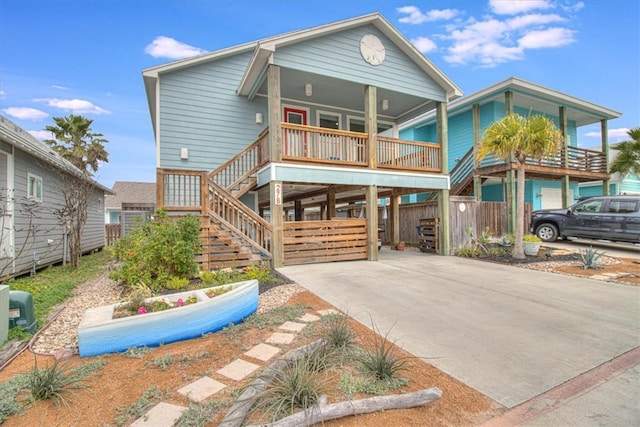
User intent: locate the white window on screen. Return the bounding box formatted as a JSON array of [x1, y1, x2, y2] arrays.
[[27, 173, 42, 201], [347, 116, 394, 135], [97, 197, 103, 213]]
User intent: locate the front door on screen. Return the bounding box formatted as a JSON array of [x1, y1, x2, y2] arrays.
[[283, 107, 308, 157]]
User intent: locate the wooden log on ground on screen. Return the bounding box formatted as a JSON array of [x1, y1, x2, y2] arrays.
[[246, 387, 442, 427], [219, 339, 327, 427]]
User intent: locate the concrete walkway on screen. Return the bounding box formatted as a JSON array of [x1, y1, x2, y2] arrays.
[[278, 250, 640, 421]]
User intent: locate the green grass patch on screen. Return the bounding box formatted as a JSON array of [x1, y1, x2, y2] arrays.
[[6, 250, 111, 333]]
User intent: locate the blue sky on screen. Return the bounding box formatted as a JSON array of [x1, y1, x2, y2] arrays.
[[1, 0, 638, 189]]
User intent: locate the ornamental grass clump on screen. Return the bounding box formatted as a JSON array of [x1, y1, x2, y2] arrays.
[[27, 359, 86, 405]]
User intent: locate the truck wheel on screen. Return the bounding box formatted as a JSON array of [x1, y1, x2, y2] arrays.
[[535, 223, 558, 242]]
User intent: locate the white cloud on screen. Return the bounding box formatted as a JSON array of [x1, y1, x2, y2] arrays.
[[2, 107, 48, 121], [585, 128, 631, 143], [0, 90, 5, 98], [145, 36, 206, 60], [28, 130, 54, 140], [51, 84, 68, 90], [34, 98, 110, 115], [562, 1, 585, 13], [489, 0, 554, 15], [398, 6, 459, 24], [412, 36, 438, 53], [518, 27, 576, 49], [506, 13, 565, 30]]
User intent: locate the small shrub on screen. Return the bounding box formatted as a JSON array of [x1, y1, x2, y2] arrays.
[[500, 234, 515, 246], [165, 277, 189, 290], [146, 354, 175, 371], [455, 245, 479, 257], [110, 211, 201, 289], [580, 246, 606, 270], [243, 263, 278, 284], [357, 322, 409, 382], [27, 359, 85, 405], [254, 355, 327, 421], [175, 400, 223, 427], [486, 247, 508, 257], [123, 346, 153, 359], [321, 314, 354, 351], [0, 374, 29, 422], [523, 234, 542, 243]]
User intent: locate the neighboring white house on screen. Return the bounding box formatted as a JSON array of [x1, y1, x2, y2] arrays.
[[0, 115, 112, 281]]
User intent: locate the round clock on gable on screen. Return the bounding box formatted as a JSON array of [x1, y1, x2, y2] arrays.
[[360, 34, 385, 66]]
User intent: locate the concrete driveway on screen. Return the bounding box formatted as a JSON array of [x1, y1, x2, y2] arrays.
[[277, 250, 640, 414]]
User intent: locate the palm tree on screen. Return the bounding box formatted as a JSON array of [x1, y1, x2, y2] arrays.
[[477, 113, 564, 259], [44, 115, 109, 268], [44, 114, 108, 176], [610, 127, 640, 177]]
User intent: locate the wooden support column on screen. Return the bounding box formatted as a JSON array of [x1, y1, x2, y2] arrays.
[[559, 106, 570, 207], [436, 101, 450, 256], [327, 186, 336, 219], [505, 91, 514, 115], [601, 119, 610, 195], [390, 191, 400, 248], [270, 180, 284, 268], [472, 103, 482, 200], [319, 205, 326, 220], [268, 65, 282, 163], [294, 200, 303, 221], [364, 85, 377, 169], [365, 185, 378, 261]]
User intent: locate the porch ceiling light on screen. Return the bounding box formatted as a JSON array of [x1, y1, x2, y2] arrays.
[[305, 83, 312, 97], [382, 99, 389, 111]]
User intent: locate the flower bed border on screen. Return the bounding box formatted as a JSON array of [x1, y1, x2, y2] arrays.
[[77, 280, 259, 357]]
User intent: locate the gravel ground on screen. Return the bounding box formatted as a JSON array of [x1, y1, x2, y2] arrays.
[[29, 274, 305, 356]]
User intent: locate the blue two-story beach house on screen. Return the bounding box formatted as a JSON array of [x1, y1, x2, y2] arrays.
[[143, 13, 462, 268]]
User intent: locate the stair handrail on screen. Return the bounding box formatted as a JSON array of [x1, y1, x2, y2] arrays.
[[206, 178, 272, 257], [208, 128, 269, 192], [450, 147, 474, 185]]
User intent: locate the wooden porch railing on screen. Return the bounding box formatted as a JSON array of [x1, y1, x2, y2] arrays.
[[157, 169, 207, 212], [479, 145, 607, 174], [376, 136, 441, 172], [281, 123, 442, 171], [281, 123, 368, 166]]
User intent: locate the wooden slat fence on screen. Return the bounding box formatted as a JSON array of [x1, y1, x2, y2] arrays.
[[105, 224, 120, 246], [283, 219, 368, 266]]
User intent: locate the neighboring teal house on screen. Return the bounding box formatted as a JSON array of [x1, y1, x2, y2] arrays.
[[399, 77, 621, 232], [142, 13, 462, 267]]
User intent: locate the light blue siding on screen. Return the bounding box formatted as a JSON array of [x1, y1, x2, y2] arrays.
[[159, 51, 268, 171], [275, 26, 446, 101]]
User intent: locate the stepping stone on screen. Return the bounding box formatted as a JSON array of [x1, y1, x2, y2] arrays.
[[244, 343, 281, 361], [266, 332, 296, 345], [298, 313, 320, 323], [130, 402, 187, 427], [178, 376, 226, 402], [279, 321, 306, 332], [317, 309, 339, 316], [217, 359, 260, 381]]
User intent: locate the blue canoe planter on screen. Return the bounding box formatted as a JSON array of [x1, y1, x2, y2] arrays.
[[77, 280, 259, 357]]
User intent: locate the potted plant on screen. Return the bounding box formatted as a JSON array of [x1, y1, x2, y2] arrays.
[[395, 241, 406, 251], [522, 234, 542, 256]]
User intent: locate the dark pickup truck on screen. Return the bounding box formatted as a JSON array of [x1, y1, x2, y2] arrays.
[[530, 195, 640, 244]]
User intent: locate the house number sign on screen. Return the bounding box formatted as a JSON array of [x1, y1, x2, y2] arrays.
[[275, 183, 282, 205]]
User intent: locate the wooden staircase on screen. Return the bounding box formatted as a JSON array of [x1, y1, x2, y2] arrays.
[[199, 130, 272, 270]]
